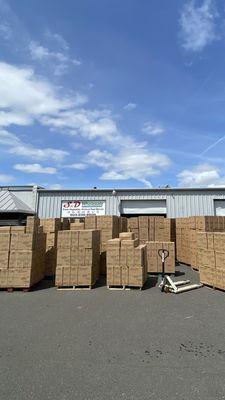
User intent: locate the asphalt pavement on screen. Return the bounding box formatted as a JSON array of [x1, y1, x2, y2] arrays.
[[0, 264, 225, 400]]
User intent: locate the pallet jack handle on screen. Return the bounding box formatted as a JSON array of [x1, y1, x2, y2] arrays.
[[158, 249, 169, 276], [158, 249, 169, 292]]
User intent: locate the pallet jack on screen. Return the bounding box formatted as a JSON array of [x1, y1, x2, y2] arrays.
[[158, 249, 203, 294]]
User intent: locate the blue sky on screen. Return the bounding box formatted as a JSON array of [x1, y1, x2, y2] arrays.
[[0, 0, 225, 189]]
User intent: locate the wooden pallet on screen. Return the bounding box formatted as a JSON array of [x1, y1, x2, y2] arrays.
[[107, 285, 143, 291], [0, 287, 31, 293], [57, 284, 94, 291]]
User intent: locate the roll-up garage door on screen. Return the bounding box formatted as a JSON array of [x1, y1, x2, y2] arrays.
[[121, 200, 167, 215], [214, 200, 225, 216]]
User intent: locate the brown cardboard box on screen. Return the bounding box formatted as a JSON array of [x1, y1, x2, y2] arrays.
[[84, 216, 97, 229], [0, 233, 11, 251], [26, 216, 40, 233], [197, 249, 215, 269], [11, 226, 26, 233], [199, 265, 216, 286], [10, 233, 36, 251], [107, 266, 122, 286], [46, 232, 57, 247], [215, 252, 225, 269], [128, 217, 139, 229], [70, 222, 85, 230], [214, 233, 225, 253], [0, 251, 9, 269], [0, 227, 11, 233], [40, 218, 61, 233], [119, 232, 135, 240], [9, 251, 33, 269]]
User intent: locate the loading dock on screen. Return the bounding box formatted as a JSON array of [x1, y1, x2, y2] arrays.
[[120, 199, 167, 217]]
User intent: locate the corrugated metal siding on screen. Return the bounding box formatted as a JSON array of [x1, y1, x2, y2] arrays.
[[37, 189, 225, 218], [10, 190, 36, 211], [38, 191, 114, 218]]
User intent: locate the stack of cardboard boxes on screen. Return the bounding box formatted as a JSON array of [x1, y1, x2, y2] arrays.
[[128, 216, 175, 244], [176, 217, 225, 269], [197, 231, 225, 290], [175, 218, 191, 265], [55, 229, 100, 287], [40, 218, 62, 277], [84, 216, 120, 274], [0, 217, 46, 289], [106, 232, 147, 288], [146, 242, 175, 273]]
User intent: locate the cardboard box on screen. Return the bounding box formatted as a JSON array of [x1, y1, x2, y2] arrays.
[[0, 251, 9, 269], [40, 218, 61, 233], [26, 216, 40, 233], [0, 233, 11, 251], [10, 233, 36, 251], [119, 232, 135, 240]]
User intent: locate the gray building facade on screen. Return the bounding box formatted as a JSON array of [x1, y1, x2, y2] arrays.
[[37, 188, 225, 218], [1, 186, 225, 219]]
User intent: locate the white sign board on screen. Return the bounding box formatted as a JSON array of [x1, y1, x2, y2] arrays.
[[61, 200, 106, 217]]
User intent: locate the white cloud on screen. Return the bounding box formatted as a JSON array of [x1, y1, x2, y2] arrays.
[[29, 41, 63, 61], [45, 30, 69, 51], [14, 163, 57, 174], [65, 163, 88, 170], [100, 171, 129, 180], [179, 0, 218, 52], [0, 61, 172, 187], [29, 40, 81, 76], [0, 129, 20, 146], [0, 129, 69, 162], [0, 111, 32, 126], [0, 62, 73, 117], [9, 145, 69, 162], [0, 62, 119, 146], [142, 121, 165, 135], [87, 146, 171, 188], [123, 102, 137, 111], [177, 163, 225, 187], [42, 111, 122, 144], [0, 173, 14, 183], [80, 118, 120, 142]]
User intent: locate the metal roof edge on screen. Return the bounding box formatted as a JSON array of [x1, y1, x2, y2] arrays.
[[37, 187, 225, 193]]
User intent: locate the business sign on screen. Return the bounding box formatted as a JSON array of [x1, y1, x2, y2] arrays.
[[61, 200, 106, 217]]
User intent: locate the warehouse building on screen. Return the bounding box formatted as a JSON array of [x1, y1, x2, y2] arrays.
[[1, 185, 225, 224]]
